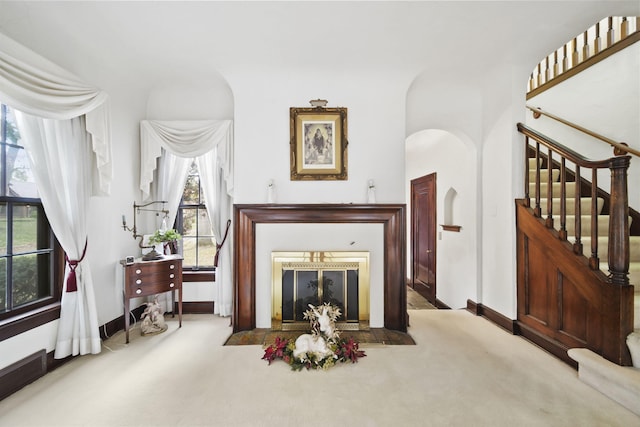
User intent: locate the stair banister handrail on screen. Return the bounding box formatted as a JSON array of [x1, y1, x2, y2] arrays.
[[517, 123, 612, 168], [517, 122, 631, 286], [527, 105, 640, 158]]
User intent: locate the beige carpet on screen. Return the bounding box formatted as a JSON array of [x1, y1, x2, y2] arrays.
[[0, 311, 638, 427]]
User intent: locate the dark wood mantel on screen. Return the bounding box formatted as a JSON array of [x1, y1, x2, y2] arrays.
[[233, 204, 407, 333]]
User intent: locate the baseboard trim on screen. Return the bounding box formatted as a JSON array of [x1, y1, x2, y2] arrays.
[[518, 322, 576, 368], [465, 299, 517, 334], [180, 301, 215, 314], [100, 306, 146, 340], [435, 299, 451, 309], [0, 350, 46, 401], [466, 299, 577, 368]]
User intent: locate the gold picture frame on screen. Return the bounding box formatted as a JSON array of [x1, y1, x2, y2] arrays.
[[290, 106, 348, 180]]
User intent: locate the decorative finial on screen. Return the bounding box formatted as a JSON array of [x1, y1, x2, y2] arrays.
[[309, 99, 328, 108]]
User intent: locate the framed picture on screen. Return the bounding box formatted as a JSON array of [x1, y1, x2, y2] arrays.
[[290, 106, 348, 180]]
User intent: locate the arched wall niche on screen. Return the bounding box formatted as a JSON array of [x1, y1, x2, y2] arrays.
[[443, 187, 459, 230]]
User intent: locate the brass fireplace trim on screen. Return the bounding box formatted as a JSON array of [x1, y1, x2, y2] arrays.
[[271, 251, 370, 330]]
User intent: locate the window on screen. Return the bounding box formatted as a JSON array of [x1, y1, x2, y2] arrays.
[[0, 104, 60, 323], [175, 161, 216, 280]]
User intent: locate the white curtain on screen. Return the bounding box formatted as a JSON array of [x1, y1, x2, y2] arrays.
[[0, 32, 112, 195], [197, 150, 233, 316], [141, 120, 234, 316], [16, 113, 101, 357], [0, 32, 111, 358]]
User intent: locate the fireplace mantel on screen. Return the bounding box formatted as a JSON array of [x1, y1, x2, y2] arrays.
[[233, 204, 407, 333]]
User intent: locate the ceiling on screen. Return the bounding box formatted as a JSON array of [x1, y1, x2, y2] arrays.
[[0, 1, 639, 89]]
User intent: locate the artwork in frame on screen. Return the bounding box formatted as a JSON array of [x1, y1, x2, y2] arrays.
[[290, 106, 348, 180]]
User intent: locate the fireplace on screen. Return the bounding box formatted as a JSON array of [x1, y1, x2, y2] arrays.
[[271, 251, 370, 330], [233, 204, 407, 333]]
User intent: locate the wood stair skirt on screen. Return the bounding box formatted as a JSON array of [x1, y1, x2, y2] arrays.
[[518, 155, 637, 369]]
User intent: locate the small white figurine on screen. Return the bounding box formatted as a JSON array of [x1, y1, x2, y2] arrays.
[[140, 298, 168, 335]]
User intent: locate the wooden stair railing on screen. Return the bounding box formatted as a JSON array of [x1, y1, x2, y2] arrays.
[[528, 16, 639, 98], [516, 121, 634, 366], [517, 123, 631, 285]]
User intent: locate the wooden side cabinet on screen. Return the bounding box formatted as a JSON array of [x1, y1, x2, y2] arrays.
[[120, 255, 183, 343]]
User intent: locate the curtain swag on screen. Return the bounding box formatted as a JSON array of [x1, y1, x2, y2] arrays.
[[0, 32, 112, 195], [140, 119, 233, 199]]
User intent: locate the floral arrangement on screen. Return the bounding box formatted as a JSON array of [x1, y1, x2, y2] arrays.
[[148, 228, 181, 245], [262, 303, 366, 371]]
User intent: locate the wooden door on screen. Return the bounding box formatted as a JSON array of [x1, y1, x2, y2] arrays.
[[411, 173, 437, 304]]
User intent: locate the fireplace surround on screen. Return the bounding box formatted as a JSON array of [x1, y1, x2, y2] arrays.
[[233, 204, 407, 333]]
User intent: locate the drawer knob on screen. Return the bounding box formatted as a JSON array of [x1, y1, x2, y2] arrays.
[[169, 274, 175, 279], [136, 279, 142, 285], [169, 283, 175, 288], [169, 265, 175, 270], [135, 269, 142, 274], [136, 289, 142, 295]]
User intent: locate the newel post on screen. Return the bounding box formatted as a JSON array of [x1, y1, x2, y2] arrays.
[[608, 156, 630, 285]]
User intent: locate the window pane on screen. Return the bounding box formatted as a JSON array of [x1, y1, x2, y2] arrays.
[[0, 203, 6, 256], [12, 253, 52, 307], [182, 162, 200, 205], [8, 146, 38, 198], [197, 208, 213, 236], [197, 237, 216, 268], [4, 106, 21, 145], [182, 207, 198, 237], [0, 257, 5, 312], [182, 236, 197, 267], [12, 204, 41, 253]]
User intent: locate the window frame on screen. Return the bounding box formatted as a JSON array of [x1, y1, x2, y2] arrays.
[[175, 161, 216, 283], [0, 104, 63, 341]]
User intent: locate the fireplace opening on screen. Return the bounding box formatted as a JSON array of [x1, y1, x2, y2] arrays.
[[272, 251, 370, 331]]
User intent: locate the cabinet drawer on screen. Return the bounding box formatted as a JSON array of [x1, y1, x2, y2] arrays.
[[123, 257, 182, 298], [127, 280, 179, 298]]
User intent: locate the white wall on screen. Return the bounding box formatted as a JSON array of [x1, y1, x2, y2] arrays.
[[229, 68, 410, 205]]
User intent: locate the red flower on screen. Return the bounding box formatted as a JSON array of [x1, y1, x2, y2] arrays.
[[339, 338, 366, 363], [262, 337, 290, 365]]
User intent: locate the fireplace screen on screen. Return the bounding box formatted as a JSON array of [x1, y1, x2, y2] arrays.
[[272, 252, 370, 330]]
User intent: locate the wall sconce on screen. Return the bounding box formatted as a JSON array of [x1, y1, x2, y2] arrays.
[[122, 201, 169, 260]]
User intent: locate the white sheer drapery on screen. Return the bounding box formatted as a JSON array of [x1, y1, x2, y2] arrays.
[[16, 113, 101, 357], [141, 120, 233, 316], [0, 32, 111, 358], [0, 32, 112, 195]]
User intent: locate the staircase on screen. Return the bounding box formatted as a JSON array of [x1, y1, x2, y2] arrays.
[[528, 156, 640, 416], [528, 157, 640, 340]]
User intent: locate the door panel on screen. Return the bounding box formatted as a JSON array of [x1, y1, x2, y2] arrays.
[[411, 174, 436, 304]]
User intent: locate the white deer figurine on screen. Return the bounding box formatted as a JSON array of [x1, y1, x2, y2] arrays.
[[292, 304, 336, 361]]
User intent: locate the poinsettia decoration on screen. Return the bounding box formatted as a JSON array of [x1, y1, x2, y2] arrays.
[[261, 303, 366, 371]]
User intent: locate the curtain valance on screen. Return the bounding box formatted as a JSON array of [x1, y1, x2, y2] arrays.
[[0, 32, 111, 195], [140, 120, 233, 199]]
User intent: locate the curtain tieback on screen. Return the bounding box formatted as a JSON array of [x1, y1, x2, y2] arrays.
[[214, 220, 232, 268], [65, 239, 88, 293]]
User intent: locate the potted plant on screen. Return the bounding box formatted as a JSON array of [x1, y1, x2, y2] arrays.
[[148, 228, 181, 255]]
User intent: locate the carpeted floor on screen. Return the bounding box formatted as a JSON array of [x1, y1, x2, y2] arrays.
[[0, 308, 638, 426]]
